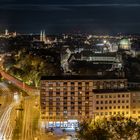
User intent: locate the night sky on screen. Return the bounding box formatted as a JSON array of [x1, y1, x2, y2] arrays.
[[0, 0, 140, 34]]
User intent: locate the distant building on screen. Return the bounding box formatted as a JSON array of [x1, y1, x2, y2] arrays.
[[93, 90, 131, 118], [68, 51, 123, 70], [119, 38, 131, 50], [5, 29, 9, 36]]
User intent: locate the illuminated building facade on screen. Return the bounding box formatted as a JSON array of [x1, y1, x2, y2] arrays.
[[119, 38, 131, 50], [93, 91, 131, 118], [40, 76, 128, 128]]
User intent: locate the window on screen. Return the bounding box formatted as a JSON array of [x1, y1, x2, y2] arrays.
[[78, 102, 82, 104], [64, 102, 67, 105], [118, 106, 120, 109], [71, 102, 75, 105], [109, 95, 112, 98], [71, 87, 75, 90], [96, 95, 99, 98], [122, 94, 125, 97], [78, 82, 82, 85], [56, 87, 60, 90], [118, 95, 120, 98], [122, 100, 125, 103], [85, 82, 89, 86], [133, 100, 136, 103], [105, 95, 108, 98], [126, 106, 129, 109], [78, 87, 82, 90], [56, 92, 60, 95], [96, 107, 99, 110], [64, 92, 67, 95], [100, 112, 103, 116], [71, 97, 75, 100], [109, 106, 112, 109], [96, 101, 99, 104], [105, 101, 108, 104], [101, 95, 103, 98], [71, 82, 74, 85], [101, 101, 103, 104], [133, 111, 136, 114], [71, 106, 75, 109], [118, 100, 120, 103], [109, 101, 112, 104], [101, 107, 103, 110], [64, 82, 67, 84], [71, 92, 74, 95], [105, 106, 108, 109], [126, 94, 129, 98], [113, 95, 116, 98], [109, 112, 112, 115], [113, 100, 116, 103], [64, 97, 67, 99]]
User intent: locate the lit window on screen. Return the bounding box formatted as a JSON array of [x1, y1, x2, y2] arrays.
[[96, 95, 99, 98], [105, 112, 108, 115], [109, 112, 112, 115], [133, 111, 136, 114]]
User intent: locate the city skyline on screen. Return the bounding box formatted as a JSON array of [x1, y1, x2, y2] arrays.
[[0, 0, 140, 34]]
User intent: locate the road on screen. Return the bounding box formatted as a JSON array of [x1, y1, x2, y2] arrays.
[[0, 102, 18, 140], [21, 95, 40, 140], [0, 82, 21, 140], [0, 70, 38, 93]]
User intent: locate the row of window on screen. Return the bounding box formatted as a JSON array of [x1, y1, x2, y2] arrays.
[[96, 94, 129, 99], [48, 82, 89, 85], [48, 91, 90, 95], [96, 100, 129, 104], [96, 111, 129, 116], [132, 110, 140, 114], [96, 105, 129, 110]]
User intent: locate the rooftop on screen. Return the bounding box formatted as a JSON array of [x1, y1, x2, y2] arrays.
[[41, 75, 127, 80]]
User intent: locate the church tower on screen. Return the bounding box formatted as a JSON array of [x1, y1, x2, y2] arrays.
[[42, 30, 47, 44], [40, 30, 43, 42]]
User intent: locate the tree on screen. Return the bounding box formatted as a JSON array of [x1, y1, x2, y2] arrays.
[[77, 116, 140, 140]]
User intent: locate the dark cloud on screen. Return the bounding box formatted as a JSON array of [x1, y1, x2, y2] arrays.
[[0, 0, 140, 34]]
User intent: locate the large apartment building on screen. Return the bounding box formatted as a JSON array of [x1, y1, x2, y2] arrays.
[[40, 76, 129, 128]]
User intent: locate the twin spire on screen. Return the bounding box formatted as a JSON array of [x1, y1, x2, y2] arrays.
[[40, 30, 47, 44]]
